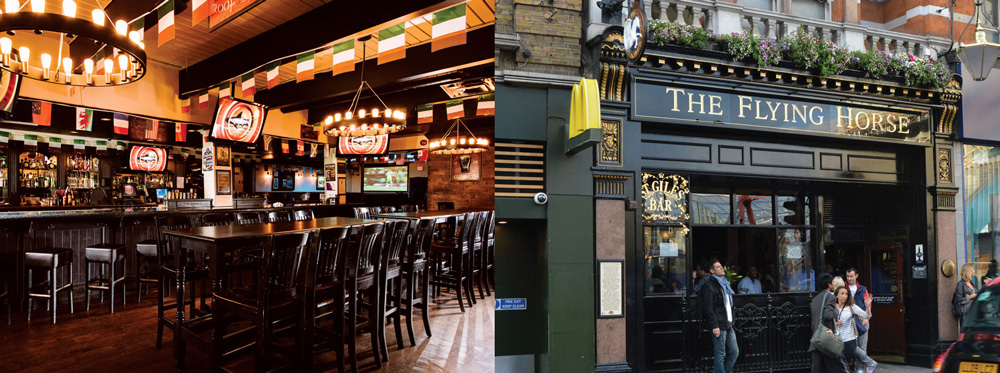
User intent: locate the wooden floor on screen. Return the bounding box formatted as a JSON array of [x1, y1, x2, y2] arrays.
[[0, 287, 495, 372]]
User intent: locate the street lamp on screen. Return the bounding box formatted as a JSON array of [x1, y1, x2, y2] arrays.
[[958, 1, 1000, 81]]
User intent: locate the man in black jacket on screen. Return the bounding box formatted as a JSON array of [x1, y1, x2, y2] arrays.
[[700, 260, 739, 373], [810, 273, 847, 373]]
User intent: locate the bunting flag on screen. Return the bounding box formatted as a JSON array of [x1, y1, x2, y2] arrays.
[[114, 112, 129, 135], [417, 103, 434, 124], [219, 81, 232, 99], [76, 108, 94, 131], [131, 17, 144, 41], [32, 101, 51, 126], [281, 141, 289, 154], [378, 23, 406, 64], [445, 99, 464, 119], [266, 61, 280, 89], [192, 0, 210, 25], [23, 134, 37, 147], [296, 52, 315, 83], [157, 0, 175, 47], [418, 149, 428, 162], [94, 49, 105, 73], [199, 92, 210, 109], [332, 39, 355, 76], [310, 143, 319, 157], [96, 140, 108, 151], [241, 71, 256, 97], [263, 134, 273, 152], [432, 4, 467, 52], [147, 120, 160, 141], [297, 140, 305, 156], [181, 97, 191, 113], [73, 139, 86, 150], [0, 131, 8, 143], [176, 122, 187, 142], [476, 93, 494, 116], [48, 137, 62, 145]]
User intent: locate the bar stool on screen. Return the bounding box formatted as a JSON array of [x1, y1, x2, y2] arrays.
[[377, 220, 410, 360], [429, 212, 478, 312], [235, 211, 264, 224], [353, 207, 371, 219], [136, 238, 159, 302], [267, 210, 292, 223], [398, 218, 435, 345], [293, 209, 314, 221], [201, 213, 232, 226], [84, 242, 127, 313], [25, 222, 75, 323], [0, 253, 12, 325]]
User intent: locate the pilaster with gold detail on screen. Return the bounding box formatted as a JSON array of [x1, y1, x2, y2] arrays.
[[598, 27, 628, 102]]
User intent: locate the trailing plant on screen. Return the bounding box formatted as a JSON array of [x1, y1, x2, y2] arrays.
[[851, 49, 892, 78], [723, 31, 785, 67], [649, 20, 712, 50], [903, 58, 952, 88], [782, 28, 851, 77]]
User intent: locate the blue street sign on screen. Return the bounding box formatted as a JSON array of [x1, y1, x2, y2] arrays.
[[495, 298, 527, 311]]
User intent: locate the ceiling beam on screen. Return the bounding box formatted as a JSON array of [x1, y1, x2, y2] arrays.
[[257, 25, 494, 112], [178, 0, 442, 94]]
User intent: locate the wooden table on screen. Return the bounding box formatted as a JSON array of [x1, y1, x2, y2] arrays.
[[163, 217, 383, 369]]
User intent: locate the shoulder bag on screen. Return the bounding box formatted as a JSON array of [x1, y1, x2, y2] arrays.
[[810, 292, 844, 358]]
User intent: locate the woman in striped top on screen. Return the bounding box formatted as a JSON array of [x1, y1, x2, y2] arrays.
[[833, 285, 877, 373]]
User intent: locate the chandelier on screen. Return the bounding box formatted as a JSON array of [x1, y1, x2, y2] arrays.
[[323, 35, 405, 138], [429, 118, 489, 155], [0, 0, 147, 86]]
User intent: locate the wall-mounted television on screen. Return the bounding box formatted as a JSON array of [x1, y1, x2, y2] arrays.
[[0, 70, 21, 114], [211, 97, 267, 144], [363, 165, 408, 193], [129, 146, 167, 172], [338, 134, 389, 156]]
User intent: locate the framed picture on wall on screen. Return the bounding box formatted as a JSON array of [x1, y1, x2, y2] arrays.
[[452, 153, 481, 181], [217, 170, 232, 195], [216, 145, 231, 167]]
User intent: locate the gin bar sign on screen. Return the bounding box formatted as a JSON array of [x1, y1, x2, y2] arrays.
[[632, 79, 932, 144]]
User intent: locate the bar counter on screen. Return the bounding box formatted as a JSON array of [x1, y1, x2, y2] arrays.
[[0, 203, 363, 303]]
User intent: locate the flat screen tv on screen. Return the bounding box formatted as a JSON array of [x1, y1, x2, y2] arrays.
[[338, 135, 389, 156], [129, 146, 167, 172], [156, 189, 168, 199], [363, 165, 408, 193], [210, 97, 267, 144]]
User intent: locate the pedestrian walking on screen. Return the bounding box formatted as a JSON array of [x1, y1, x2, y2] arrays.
[[811, 273, 849, 373], [700, 260, 739, 373]]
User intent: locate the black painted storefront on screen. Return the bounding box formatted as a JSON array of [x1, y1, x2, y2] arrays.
[[600, 58, 952, 372]]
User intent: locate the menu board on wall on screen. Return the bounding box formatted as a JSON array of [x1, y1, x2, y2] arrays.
[[211, 97, 266, 144], [129, 146, 167, 172]]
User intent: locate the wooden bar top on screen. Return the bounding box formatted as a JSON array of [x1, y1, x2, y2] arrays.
[[164, 217, 384, 242], [373, 209, 486, 220]]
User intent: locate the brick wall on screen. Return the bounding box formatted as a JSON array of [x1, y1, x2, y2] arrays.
[[497, 0, 583, 76], [427, 147, 495, 211]]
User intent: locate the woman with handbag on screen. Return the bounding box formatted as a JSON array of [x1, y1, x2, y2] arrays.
[[833, 286, 876, 373], [954, 263, 979, 328]]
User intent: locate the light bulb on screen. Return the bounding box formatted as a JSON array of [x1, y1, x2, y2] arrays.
[[62, 57, 71, 81], [62, 0, 75, 17], [115, 20, 126, 35], [372, 108, 379, 117], [4, 0, 17, 13], [103, 58, 112, 74], [83, 58, 92, 73], [137, 41, 144, 50], [40, 53, 50, 68], [325, 116, 333, 125], [18, 46, 29, 72], [334, 113, 341, 121], [359, 109, 366, 118], [29, 0, 41, 13], [92, 9, 104, 26], [118, 54, 127, 70], [0, 37, 11, 55], [128, 31, 139, 43], [345, 112, 352, 120]]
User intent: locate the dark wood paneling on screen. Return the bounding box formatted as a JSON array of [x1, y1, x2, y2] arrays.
[[719, 146, 744, 165], [750, 148, 815, 169], [847, 154, 901, 174], [642, 141, 712, 163], [820, 153, 843, 171]]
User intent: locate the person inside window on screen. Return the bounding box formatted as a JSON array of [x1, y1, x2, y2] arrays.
[[737, 266, 762, 294]]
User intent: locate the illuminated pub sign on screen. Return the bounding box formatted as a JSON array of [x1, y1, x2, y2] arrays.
[[632, 79, 932, 144], [641, 172, 690, 224]]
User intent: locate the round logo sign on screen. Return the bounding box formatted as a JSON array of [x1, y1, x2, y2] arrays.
[[624, 6, 646, 62]]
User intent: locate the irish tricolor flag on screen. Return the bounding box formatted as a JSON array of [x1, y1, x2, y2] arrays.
[[432, 4, 466, 52], [219, 81, 231, 98], [417, 103, 433, 124], [446, 99, 464, 119], [378, 23, 406, 65], [476, 94, 494, 116], [76, 108, 94, 131], [296, 52, 315, 83], [332, 39, 355, 76], [241, 72, 256, 97], [157, 0, 175, 47], [266, 61, 280, 89], [192, 0, 210, 25]]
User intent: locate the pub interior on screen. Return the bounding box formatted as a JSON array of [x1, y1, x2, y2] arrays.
[[0, 0, 495, 372]]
